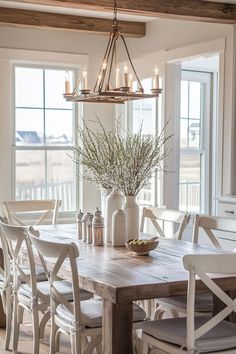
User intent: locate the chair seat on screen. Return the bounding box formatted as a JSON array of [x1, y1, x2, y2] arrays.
[[142, 316, 236, 353], [19, 266, 47, 283], [158, 293, 213, 313], [18, 280, 93, 303], [56, 299, 146, 328]]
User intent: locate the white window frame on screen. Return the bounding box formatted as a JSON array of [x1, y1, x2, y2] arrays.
[[179, 69, 212, 214]]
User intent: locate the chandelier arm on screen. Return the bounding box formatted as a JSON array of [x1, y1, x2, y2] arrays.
[[120, 34, 144, 91], [98, 31, 117, 92], [106, 35, 119, 91], [93, 32, 113, 92], [97, 32, 116, 92]]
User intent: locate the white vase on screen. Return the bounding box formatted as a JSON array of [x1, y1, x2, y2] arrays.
[[123, 196, 139, 241], [105, 189, 124, 244], [112, 209, 126, 247], [101, 188, 112, 217]]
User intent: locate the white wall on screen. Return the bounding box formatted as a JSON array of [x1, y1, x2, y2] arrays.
[[0, 17, 235, 215]]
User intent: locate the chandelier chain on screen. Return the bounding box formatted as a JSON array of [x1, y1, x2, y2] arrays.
[[113, 0, 119, 29]]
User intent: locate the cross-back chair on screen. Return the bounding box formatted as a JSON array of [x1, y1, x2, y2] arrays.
[[139, 207, 190, 318], [0, 220, 92, 354], [0, 216, 13, 350], [142, 253, 236, 354], [3, 199, 62, 226], [0, 221, 50, 354], [140, 207, 190, 240], [29, 233, 147, 354], [192, 214, 232, 249]]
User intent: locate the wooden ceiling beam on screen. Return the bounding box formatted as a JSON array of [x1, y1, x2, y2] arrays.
[[0, 6, 146, 37], [7, 0, 236, 24]]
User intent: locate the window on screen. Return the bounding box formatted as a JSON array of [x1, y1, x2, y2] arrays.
[[179, 70, 211, 213], [127, 78, 161, 206], [14, 66, 77, 211]]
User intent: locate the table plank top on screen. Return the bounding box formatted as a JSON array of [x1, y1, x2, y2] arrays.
[[37, 224, 236, 303]]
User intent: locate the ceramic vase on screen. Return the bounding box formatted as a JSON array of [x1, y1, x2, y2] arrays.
[[105, 189, 124, 244], [112, 209, 126, 247], [123, 196, 139, 241], [101, 188, 112, 217]]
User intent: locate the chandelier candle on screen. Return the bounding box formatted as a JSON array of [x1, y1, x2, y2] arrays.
[[153, 68, 159, 90], [123, 64, 129, 87], [65, 71, 70, 94], [82, 68, 88, 90]]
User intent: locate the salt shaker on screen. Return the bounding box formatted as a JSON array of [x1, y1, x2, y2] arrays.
[[82, 213, 90, 243], [112, 209, 126, 246], [77, 209, 84, 240], [87, 214, 93, 244], [92, 208, 104, 246]]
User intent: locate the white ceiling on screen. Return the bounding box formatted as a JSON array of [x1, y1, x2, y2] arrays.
[[0, 1, 155, 22]]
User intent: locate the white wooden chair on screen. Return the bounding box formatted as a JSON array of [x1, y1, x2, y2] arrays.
[[141, 253, 236, 354], [192, 214, 229, 249], [0, 221, 93, 354], [29, 233, 147, 354], [0, 216, 13, 350], [3, 199, 62, 226], [154, 214, 230, 320], [140, 207, 190, 240], [139, 207, 190, 318]]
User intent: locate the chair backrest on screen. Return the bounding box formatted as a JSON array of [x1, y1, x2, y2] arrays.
[[183, 253, 236, 351], [192, 214, 236, 249], [29, 232, 81, 326], [3, 199, 62, 226], [0, 220, 48, 303], [140, 207, 190, 240]]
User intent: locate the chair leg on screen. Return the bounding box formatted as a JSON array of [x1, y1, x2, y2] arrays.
[[49, 312, 57, 354], [12, 295, 20, 354], [32, 306, 40, 354], [153, 306, 165, 320], [4, 299, 12, 350], [55, 329, 61, 353], [39, 310, 50, 340]]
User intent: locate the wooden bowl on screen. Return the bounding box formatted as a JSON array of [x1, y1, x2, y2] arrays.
[[125, 237, 159, 256]]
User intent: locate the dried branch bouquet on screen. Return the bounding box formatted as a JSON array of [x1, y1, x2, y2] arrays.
[[72, 118, 172, 196]]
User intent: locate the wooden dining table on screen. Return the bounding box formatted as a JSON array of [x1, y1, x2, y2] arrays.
[[28, 223, 236, 354]]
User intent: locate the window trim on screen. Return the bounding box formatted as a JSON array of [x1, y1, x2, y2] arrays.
[[12, 63, 81, 215], [179, 69, 212, 214]]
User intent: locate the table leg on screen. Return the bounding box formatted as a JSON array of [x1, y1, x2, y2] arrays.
[[102, 299, 133, 354]]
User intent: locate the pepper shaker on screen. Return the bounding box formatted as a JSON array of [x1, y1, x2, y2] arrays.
[[92, 207, 104, 246], [82, 213, 90, 243], [87, 214, 93, 244], [77, 209, 84, 240]]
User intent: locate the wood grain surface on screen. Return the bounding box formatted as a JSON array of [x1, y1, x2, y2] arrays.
[[6, 0, 236, 24]]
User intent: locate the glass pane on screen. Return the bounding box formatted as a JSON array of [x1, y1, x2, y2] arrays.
[[15, 67, 43, 108], [137, 182, 153, 206], [180, 119, 188, 148], [45, 69, 73, 109], [47, 150, 75, 211], [45, 110, 73, 145], [181, 81, 188, 118], [179, 154, 201, 213], [15, 108, 43, 145], [15, 150, 46, 200], [188, 119, 200, 149], [189, 81, 201, 119]]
